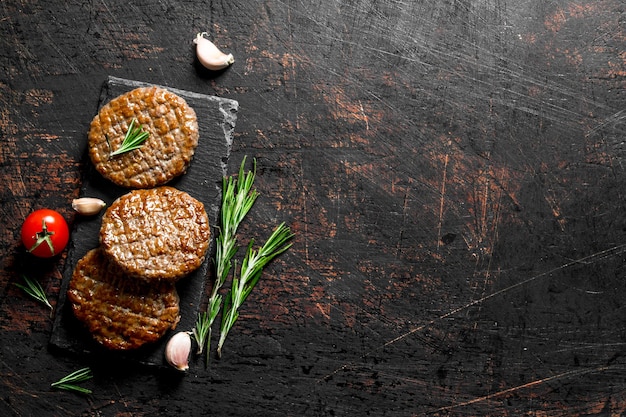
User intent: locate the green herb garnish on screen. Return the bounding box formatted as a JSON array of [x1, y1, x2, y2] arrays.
[[192, 311, 211, 354], [51, 367, 93, 394], [194, 157, 259, 364], [14, 275, 52, 311], [216, 222, 294, 358], [109, 118, 149, 157]]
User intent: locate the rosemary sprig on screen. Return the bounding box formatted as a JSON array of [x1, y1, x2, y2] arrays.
[[109, 118, 149, 157], [51, 367, 93, 394], [14, 275, 52, 311], [194, 157, 259, 363], [192, 312, 210, 355], [217, 222, 294, 358]]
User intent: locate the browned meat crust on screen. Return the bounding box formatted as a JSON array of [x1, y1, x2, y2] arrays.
[[67, 248, 181, 350], [88, 86, 199, 189], [99, 186, 210, 282]]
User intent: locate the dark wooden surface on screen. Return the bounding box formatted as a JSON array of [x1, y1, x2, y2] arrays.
[[1, 1, 625, 416]]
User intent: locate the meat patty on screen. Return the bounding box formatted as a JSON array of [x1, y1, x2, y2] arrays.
[[100, 186, 210, 282], [67, 248, 180, 350], [88, 86, 199, 189]]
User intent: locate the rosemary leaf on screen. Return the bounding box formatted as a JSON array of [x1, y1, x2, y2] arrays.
[[51, 367, 93, 394], [109, 118, 149, 157], [192, 311, 213, 357], [14, 275, 52, 310], [52, 383, 93, 395], [217, 222, 294, 357]]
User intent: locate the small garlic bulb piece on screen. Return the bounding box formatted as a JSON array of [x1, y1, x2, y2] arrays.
[[193, 32, 234, 71], [72, 198, 106, 216], [165, 331, 192, 371]]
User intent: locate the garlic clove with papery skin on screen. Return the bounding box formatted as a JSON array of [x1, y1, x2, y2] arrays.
[[193, 32, 234, 71], [165, 331, 192, 371], [72, 198, 106, 216]]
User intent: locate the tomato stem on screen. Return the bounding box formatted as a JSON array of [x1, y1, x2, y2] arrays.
[[28, 219, 56, 255]]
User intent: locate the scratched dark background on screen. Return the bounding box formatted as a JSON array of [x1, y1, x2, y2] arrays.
[[1, 1, 625, 416]]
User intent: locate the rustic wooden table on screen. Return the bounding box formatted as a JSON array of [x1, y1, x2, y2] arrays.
[[1, 1, 625, 415]]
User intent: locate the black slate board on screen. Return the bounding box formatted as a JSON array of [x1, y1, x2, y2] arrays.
[[50, 76, 238, 367]]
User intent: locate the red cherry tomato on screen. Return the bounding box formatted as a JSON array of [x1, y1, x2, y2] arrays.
[[21, 209, 70, 258]]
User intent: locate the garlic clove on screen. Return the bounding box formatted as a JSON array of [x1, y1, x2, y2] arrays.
[[165, 331, 192, 371], [72, 198, 106, 216], [193, 32, 234, 71]]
